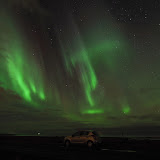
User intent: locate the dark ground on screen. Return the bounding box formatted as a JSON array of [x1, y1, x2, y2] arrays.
[[0, 135, 160, 160]]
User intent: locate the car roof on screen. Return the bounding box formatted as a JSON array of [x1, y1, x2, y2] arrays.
[[78, 130, 94, 132]]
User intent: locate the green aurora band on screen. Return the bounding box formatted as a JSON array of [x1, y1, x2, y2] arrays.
[[59, 16, 131, 120], [0, 11, 46, 106], [64, 47, 97, 107]]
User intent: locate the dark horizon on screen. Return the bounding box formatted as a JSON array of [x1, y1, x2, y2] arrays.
[[1, 125, 160, 137]]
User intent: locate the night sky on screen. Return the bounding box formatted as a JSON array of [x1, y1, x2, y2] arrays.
[[0, 0, 160, 136]]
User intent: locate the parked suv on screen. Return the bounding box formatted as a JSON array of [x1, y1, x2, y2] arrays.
[[64, 130, 102, 149]]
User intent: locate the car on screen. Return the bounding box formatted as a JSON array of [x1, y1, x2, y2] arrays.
[[64, 130, 102, 150]]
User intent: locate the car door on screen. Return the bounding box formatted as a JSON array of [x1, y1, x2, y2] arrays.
[[71, 131, 81, 143], [79, 131, 89, 143]]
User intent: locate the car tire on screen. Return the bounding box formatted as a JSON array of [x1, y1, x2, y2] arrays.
[[65, 140, 70, 150], [87, 141, 93, 150]]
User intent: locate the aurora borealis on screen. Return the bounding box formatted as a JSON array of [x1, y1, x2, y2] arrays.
[[0, 0, 160, 136], [0, 10, 46, 106]]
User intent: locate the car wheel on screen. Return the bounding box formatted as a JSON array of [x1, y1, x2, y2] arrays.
[[87, 141, 93, 149], [65, 140, 70, 149]]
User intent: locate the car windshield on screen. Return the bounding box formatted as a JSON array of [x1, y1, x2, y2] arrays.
[[92, 131, 100, 136]]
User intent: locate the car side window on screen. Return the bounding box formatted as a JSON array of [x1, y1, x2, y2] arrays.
[[84, 131, 89, 135], [80, 131, 84, 136], [80, 131, 89, 136], [72, 131, 80, 137]]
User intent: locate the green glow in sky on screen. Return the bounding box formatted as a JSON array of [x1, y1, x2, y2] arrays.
[[123, 106, 130, 114], [82, 109, 104, 114], [1, 1, 160, 135], [60, 36, 98, 107], [0, 5, 133, 128], [39, 90, 45, 100], [0, 11, 46, 105], [58, 11, 131, 123]]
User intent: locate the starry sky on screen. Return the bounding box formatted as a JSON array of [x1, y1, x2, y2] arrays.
[[0, 0, 160, 136]]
